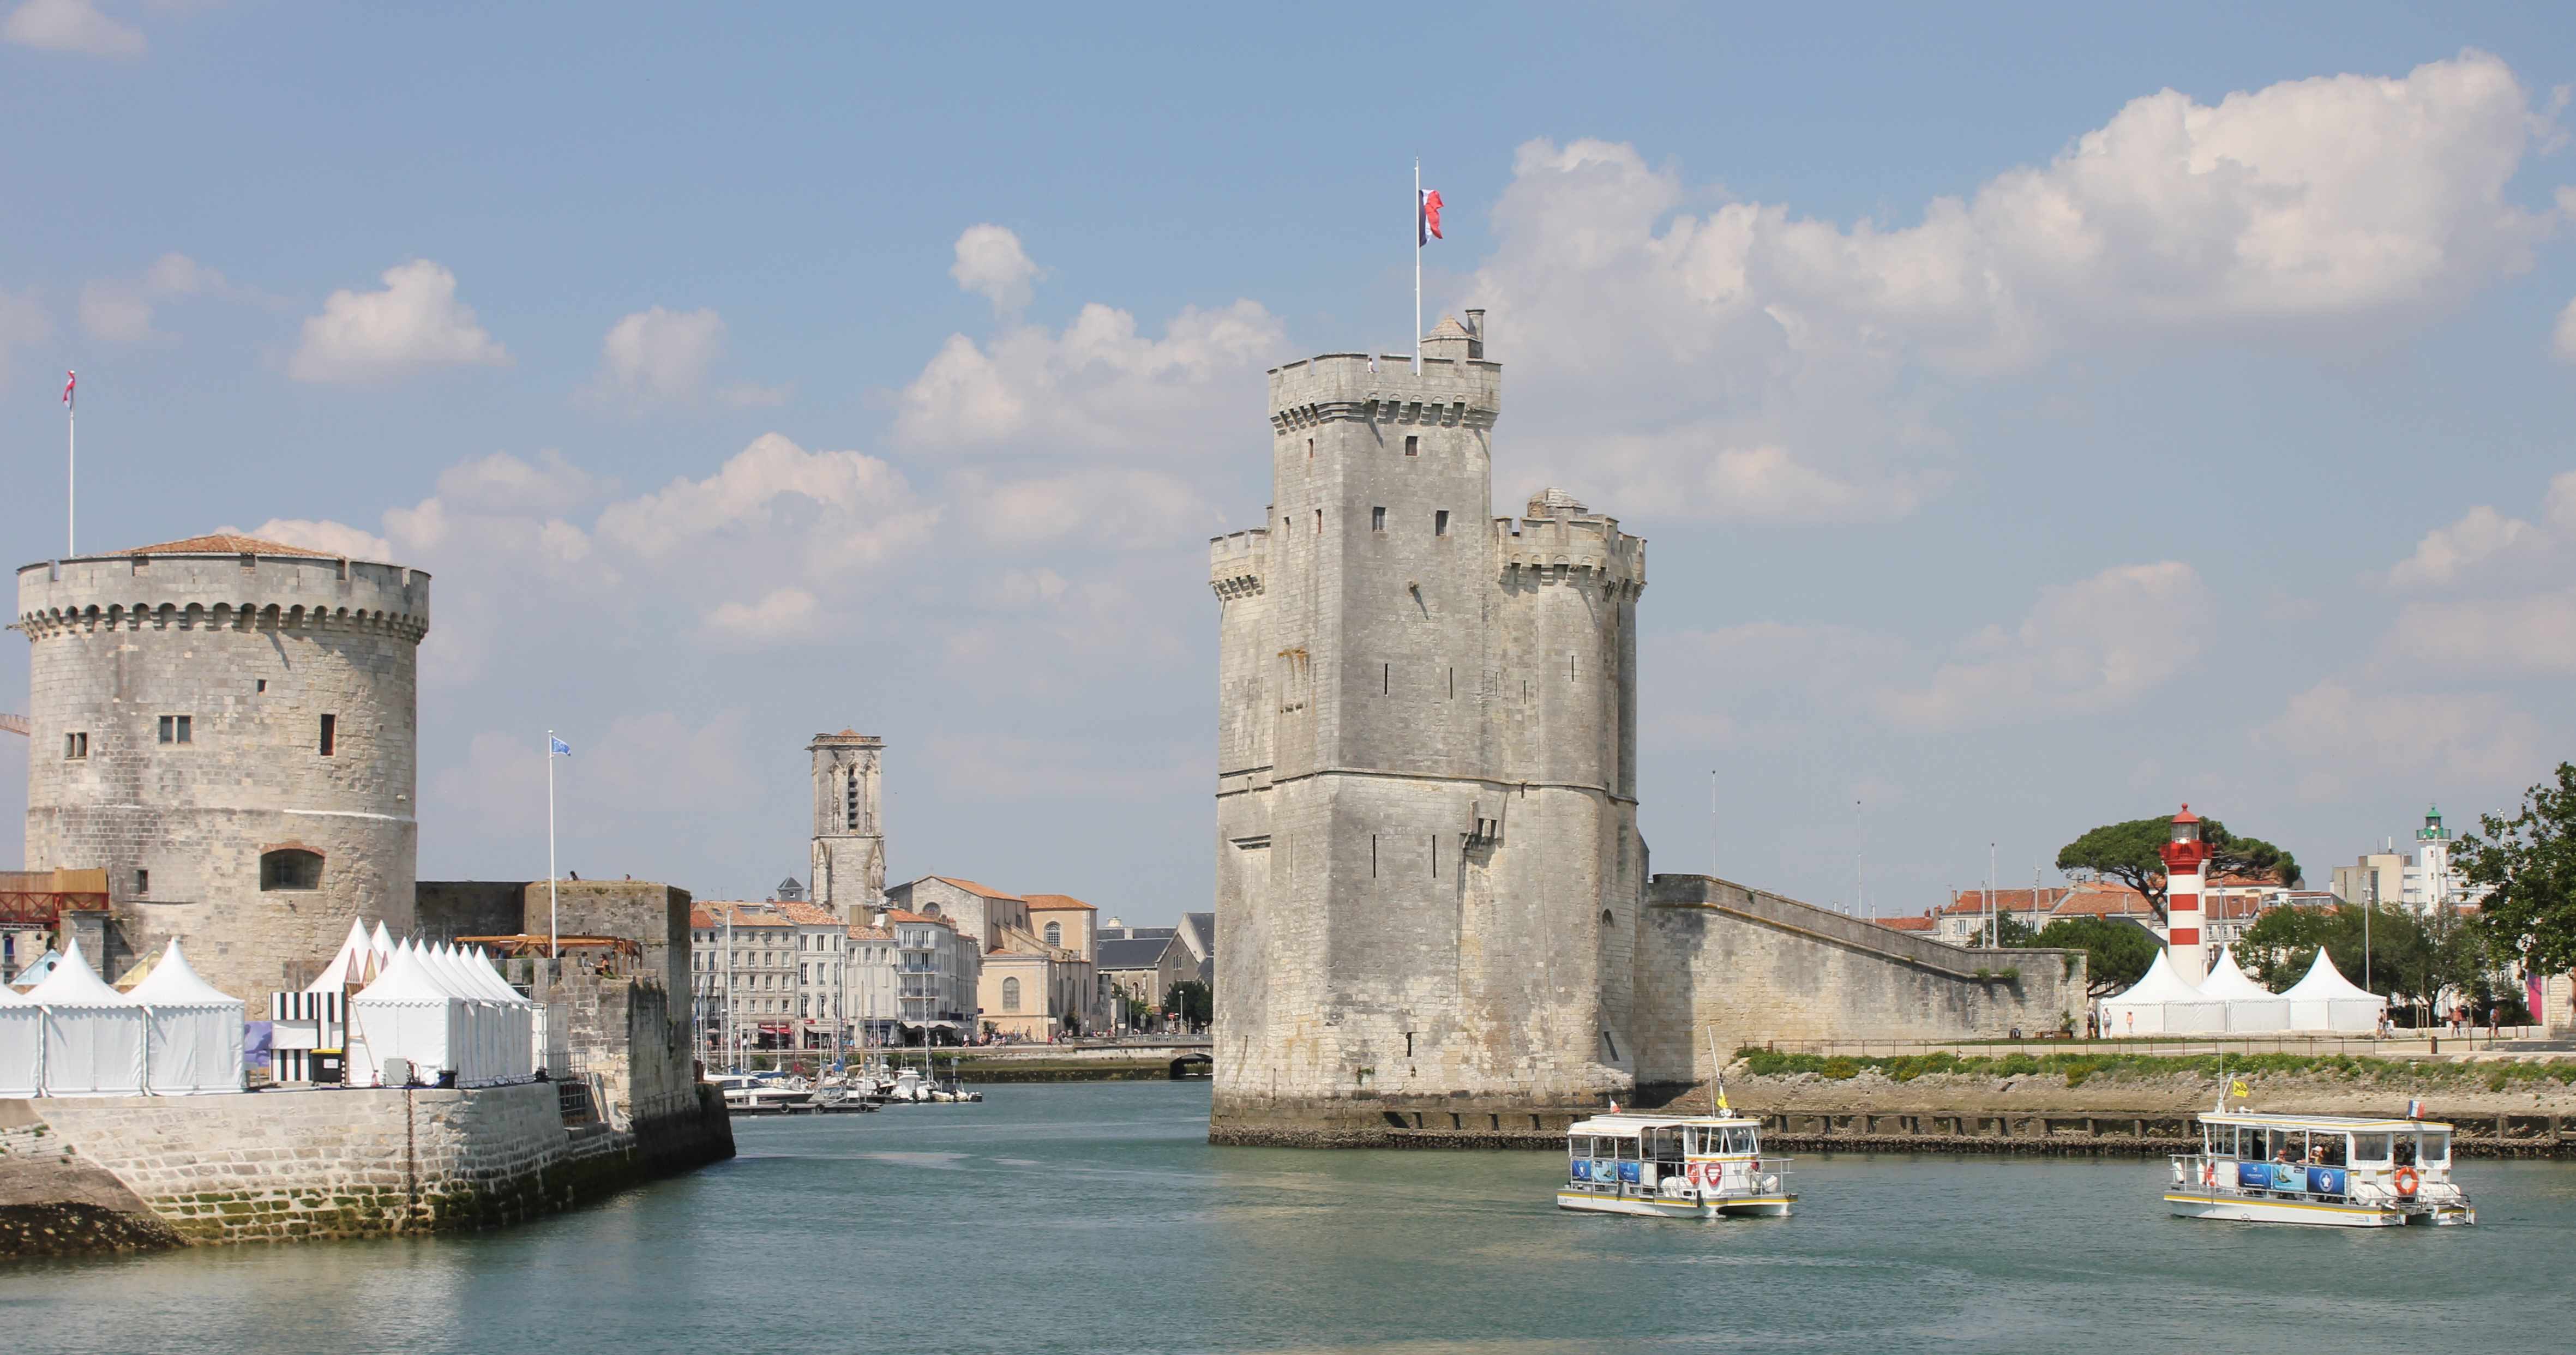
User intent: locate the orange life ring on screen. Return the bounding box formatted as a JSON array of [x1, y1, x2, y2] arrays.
[[2393, 1166, 2420, 1196]]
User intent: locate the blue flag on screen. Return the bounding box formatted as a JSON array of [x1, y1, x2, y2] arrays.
[[550, 736, 571, 757]]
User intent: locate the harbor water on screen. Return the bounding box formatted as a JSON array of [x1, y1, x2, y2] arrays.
[[3, 1080, 2570, 1353]]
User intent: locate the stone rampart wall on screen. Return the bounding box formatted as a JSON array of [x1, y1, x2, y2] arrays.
[[1632, 874, 2088, 1093]]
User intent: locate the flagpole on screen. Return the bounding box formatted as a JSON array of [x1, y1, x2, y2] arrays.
[[1413, 158, 1422, 374], [65, 376, 75, 556], [547, 729, 560, 959]]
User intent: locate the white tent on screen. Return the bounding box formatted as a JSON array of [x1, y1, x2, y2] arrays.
[[131, 940, 245, 1095], [27, 942, 146, 1097], [426, 944, 512, 1087], [307, 918, 378, 993], [369, 921, 397, 973], [2099, 949, 2228, 1036], [2282, 949, 2386, 1032], [0, 979, 43, 1097], [347, 942, 466, 1088], [2198, 948, 2291, 1033]]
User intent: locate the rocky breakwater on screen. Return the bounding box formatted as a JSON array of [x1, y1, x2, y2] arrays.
[[1721, 1050, 2576, 1158], [0, 1079, 732, 1258]]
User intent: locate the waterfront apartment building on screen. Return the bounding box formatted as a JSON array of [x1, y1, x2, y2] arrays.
[[844, 922, 900, 1042], [2328, 807, 2493, 915], [884, 908, 978, 1036], [691, 899, 853, 1051]]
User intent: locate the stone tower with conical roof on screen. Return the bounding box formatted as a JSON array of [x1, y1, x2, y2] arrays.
[[1208, 314, 1650, 1142]]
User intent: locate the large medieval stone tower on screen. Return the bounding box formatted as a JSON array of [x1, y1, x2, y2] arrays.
[[15, 534, 430, 1003], [1210, 315, 1649, 1142], [807, 730, 885, 918]]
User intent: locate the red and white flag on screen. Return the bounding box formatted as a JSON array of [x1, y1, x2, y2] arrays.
[[1418, 189, 1444, 245], [62, 370, 75, 410]]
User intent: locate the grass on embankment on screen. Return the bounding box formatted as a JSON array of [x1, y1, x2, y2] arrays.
[[1736, 1047, 2576, 1093]]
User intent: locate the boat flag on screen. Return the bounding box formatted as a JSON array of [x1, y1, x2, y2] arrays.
[[2229, 1078, 2249, 1100], [2407, 1097, 2423, 1119]]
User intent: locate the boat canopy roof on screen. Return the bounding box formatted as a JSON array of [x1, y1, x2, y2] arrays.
[[2198, 1110, 2451, 1133], [1567, 1112, 1761, 1136]]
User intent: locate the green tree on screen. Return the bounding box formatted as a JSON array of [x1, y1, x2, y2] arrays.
[[1162, 979, 1212, 1028], [1968, 913, 2040, 948], [2458, 762, 2576, 977], [2055, 815, 2301, 923], [2029, 917, 2158, 996], [2234, 902, 2482, 1022]]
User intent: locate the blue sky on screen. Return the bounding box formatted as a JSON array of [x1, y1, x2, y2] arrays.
[[4, 3, 2574, 919]]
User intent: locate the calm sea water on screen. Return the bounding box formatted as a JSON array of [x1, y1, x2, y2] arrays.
[[2, 1081, 2569, 1354]]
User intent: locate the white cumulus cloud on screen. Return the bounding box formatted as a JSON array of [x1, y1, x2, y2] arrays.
[[3, 0, 141, 56], [595, 432, 939, 573], [590, 305, 726, 404], [2556, 296, 2576, 364], [705, 587, 819, 643], [895, 299, 1284, 455], [1468, 51, 2560, 524], [1877, 562, 2211, 733], [288, 260, 509, 383], [2263, 682, 2544, 801], [2385, 503, 2547, 589], [79, 252, 235, 342], [950, 224, 1043, 315], [958, 467, 1220, 547]]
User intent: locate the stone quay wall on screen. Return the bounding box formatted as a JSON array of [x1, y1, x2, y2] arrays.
[[12, 1079, 731, 1248]]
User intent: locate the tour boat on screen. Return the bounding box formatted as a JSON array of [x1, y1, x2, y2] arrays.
[[1559, 1112, 1795, 1219], [2168, 1110, 2474, 1227]]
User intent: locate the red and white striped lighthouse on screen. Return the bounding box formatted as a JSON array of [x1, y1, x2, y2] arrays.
[[2159, 804, 2212, 984]]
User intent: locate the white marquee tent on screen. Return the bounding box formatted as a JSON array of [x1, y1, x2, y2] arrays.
[[307, 918, 379, 993], [347, 942, 469, 1088], [0, 981, 41, 1097], [2197, 949, 2291, 1033], [130, 940, 245, 1095], [2099, 950, 2227, 1036], [2283, 950, 2386, 1033], [27, 942, 146, 1097]]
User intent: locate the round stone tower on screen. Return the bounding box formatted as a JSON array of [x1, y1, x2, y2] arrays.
[[14, 533, 430, 1003]]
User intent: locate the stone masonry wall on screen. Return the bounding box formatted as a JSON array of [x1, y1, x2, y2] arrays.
[[1632, 874, 2089, 1096], [20, 1079, 732, 1246]]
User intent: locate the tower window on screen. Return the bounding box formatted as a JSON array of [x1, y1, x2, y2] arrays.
[[1430, 836, 1438, 878], [1307, 437, 1314, 460], [134, 869, 148, 896], [256, 679, 267, 693], [846, 770, 861, 830], [260, 848, 323, 892], [318, 714, 337, 756], [1372, 506, 1386, 532], [1434, 510, 1450, 537], [1404, 436, 1419, 457], [158, 715, 192, 745], [1314, 508, 1323, 534], [64, 732, 88, 760]]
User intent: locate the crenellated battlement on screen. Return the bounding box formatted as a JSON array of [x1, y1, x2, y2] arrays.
[[1208, 528, 1269, 599], [1267, 352, 1500, 435], [1495, 513, 1647, 595], [16, 551, 431, 645]]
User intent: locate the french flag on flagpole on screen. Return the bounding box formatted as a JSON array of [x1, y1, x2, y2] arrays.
[[1418, 188, 1444, 245], [62, 370, 75, 409]]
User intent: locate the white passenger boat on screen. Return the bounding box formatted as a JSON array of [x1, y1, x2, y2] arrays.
[[2168, 1110, 2473, 1227], [1559, 1112, 1794, 1219]]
